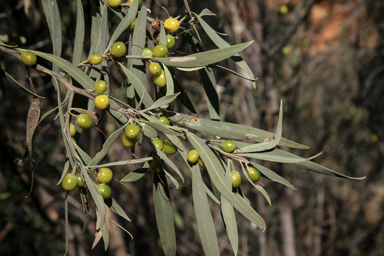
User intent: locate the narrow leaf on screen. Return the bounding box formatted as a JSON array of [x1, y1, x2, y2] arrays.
[[241, 164, 271, 205], [121, 161, 150, 182], [144, 93, 180, 112], [72, 0, 85, 65], [250, 162, 296, 190], [0, 69, 45, 98]]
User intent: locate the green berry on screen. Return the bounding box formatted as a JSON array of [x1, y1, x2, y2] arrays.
[[94, 94, 110, 110], [77, 176, 84, 187], [110, 41, 126, 58], [152, 139, 164, 151], [153, 70, 166, 88], [247, 166, 261, 182], [122, 135, 139, 148], [163, 140, 177, 155], [90, 54, 102, 65], [108, 0, 121, 7], [69, 123, 77, 137], [231, 170, 242, 189], [62, 174, 78, 191], [153, 44, 168, 57], [97, 184, 112, 199], [141, 48, 153, 57], [21, 51, 37, 66], [96, 168, 113, 184], [76, 114, 93, 129], [94, 80, 108, 95], [166, 35, 176, 49], [124, 123, 141, 139], [164, 18, 180, 33], [222, 140, 236, 153], [149, 62, 162, 76], [158, 116, 170, 125], [151, 158, 163, 173], [198, 158, 206, 168], [128, 18, 137, 30], [187, 150, 199, 164]]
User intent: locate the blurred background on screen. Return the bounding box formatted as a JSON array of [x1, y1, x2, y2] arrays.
[[0, 0, 383, 255]]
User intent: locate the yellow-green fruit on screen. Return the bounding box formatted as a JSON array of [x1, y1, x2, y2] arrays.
[[90, 54, 102, 65], [77, 176, 84, 187], [153, 70, 166, 88], [163, 140, 177, 155], [187, 150, 199, 164], [141, 48, 153, 57], [94, 80, 108, 95], [247, 166, 261, 182], [69, 123, 77, 137], [122, 135, 139, 148], [124, 123, 141, 139], [110, 41, 126, 58], [128, 18, 137, 30], [158, 116, 170, 125], [164, 18, 180, 33], [149, 62, 162, 76], [96, 168, 113, 184], [279, 5, 289, 15], [62, 174, 78, 191], [231, 170, 242, 188], [108, 0, 122, 7], [152, 139, 164, 151], [21, 51, 37, 66], [77, 114, 93, 129], [153, 44, 168, 57], [222, 140, 236, 153], [97, 184, 112, 199], [198, 158, 206, 168], [166, 35, 176, 49], [151, 158, 163, 173], [94, 94, 110, 110]]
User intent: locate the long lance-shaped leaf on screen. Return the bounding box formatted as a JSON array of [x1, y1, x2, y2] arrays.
[[188, 134, 266, 230], [143, 93, 180, 112], [192, 164, 220, 256], [241, 164, 271, 205], [107, 198, 131, 222], [222, 161, 238, 256], [0, 69, 45, 98], [153, 171, 176, 256], [90, 157, 153, 168], [72, 0, 85, 65], [250, 162, 296, 190], [151, 41, 253, 68], [168, 111, 309, 149], [192, 11, 256, 88], [239, 100, 283, 153], [121, 161, 150, 182], [164, 65, 174, 97]]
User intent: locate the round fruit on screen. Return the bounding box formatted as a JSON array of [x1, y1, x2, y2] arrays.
[[222, 140, 236, 153], [124, 123, 141, 139], [231, 170, 242, 189], [69, 123, 77, 137], [152, 139, 164, 151], [97, 184, 112, 199], [151, 158, 163, 173], [62, 174, 78, 191], [164, 18, 180, 33], [128, 18, 137, 31], [94, 80, 108, 95], [149, 62, 162, 76], [141, 48, 153, 57], [125, 0, 142, 7], [153, 44, 168, 57], [94, 94, 110, 110], [247, 166, 261, 182], [163, 140, 177, 155], [110, 41, 126, 58], [153, 70, 166, 87], [97, 168, 113, 184], [187, 150, 199, 164], [166, 35, 176, 49], [77, 176, 84, 187], [158, 116, 170, 125], [198, 158, 206, 168], [76, 114, 93, 129], [90, 54, 102, 65], [122, 135, 139, 148], [108, 0, 121, 7], [21, 51, 37, 66], [279, 5, 289, 15]]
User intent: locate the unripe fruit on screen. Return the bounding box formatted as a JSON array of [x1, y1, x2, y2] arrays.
[[62, 174, 78, 191], [124, 123, 141, 139], [110, 41, 126, 58], [125, 0, 142, 7], [166, 35, 176, 49], [128, 18, 137, 31], [163, 140, 177, 155], [279, 5, 289, 15], [122, 134, 139, 148], [153, 70, 166, 87], [94, 80, 108, 95], [222, 140, 236, 153], [151, 158, 162, 173], [158, 116, 170, 125], [231, 170, 242, 189], [77, 176, 84, 187], [141, 48, 153, 57], [153, 44, 168, 57], [198, 158, 206, 168], [187, 150, 199, 164], [94, 94, 110, 110], [247, 166, 261, 182], [96, 168, 113, 184], [149, 62, 162, 76], [69, 123, 77, 137], [21, 51, 37, 66], [97, 184, 112, 199], [76, 114, 93, 129], [90, 54, 102, 65], [108, 0, 121, 7], [152, 139, 164, 151], [164, 18, 180, 33]]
